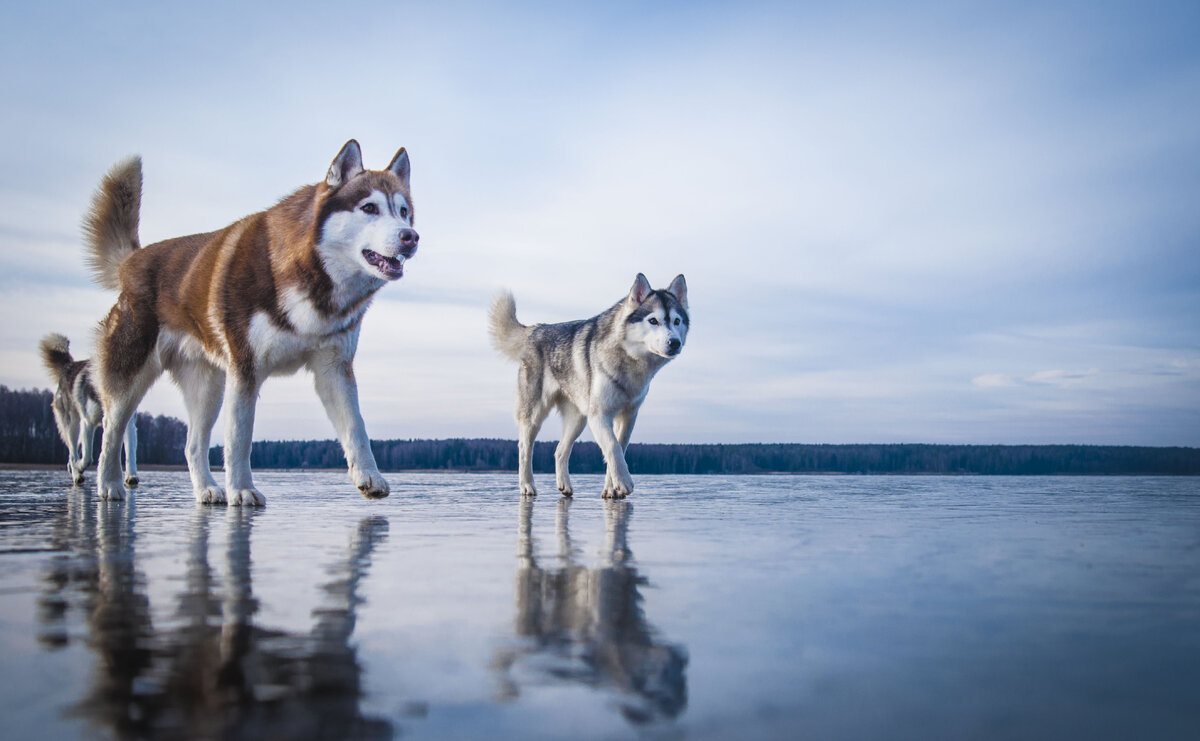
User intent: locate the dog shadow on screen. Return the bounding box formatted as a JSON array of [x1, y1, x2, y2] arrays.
[[36, 492, 392, 740], [493, 496, 688, 724]]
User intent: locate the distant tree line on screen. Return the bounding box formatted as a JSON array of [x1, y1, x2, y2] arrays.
[[0, 385, 187, 465], [216, 437, 1200, 476], [5, 385, 1198, 474]]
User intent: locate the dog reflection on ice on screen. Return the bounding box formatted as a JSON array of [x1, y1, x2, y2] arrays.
[[494, 498, 688, 723], [35, 497, 391, 740]]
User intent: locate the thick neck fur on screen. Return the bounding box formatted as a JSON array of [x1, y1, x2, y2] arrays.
[[268, 184, 382, 322], [596, 300, 672, 387]]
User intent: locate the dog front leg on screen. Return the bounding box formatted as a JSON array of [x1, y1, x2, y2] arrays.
[[224, 374, 266, 506], [311, 356, 388, 498], [589, 412, 633, 498], [604, 407, 640, 495]]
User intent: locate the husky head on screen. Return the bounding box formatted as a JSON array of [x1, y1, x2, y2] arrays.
[[623, 273, 689, 360], [316, 139, 418, 284]]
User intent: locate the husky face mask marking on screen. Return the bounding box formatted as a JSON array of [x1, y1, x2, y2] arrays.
[[319, 143, 418, 283], [625, 274, 689, 359]]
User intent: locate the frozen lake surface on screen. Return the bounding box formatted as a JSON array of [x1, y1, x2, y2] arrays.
[[0, 471, 1197, 740]]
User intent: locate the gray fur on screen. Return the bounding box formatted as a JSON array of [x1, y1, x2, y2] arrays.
[[489, 274, 689, 498], [39, 333, 139, 486]]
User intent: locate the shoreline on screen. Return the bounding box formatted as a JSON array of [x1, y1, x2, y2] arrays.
[[2, 463, 1195, 476]]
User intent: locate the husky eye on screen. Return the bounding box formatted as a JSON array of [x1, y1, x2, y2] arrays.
[[648, 317, 659, 326], [673, 317, 681, 326], [400, 206, 409, 219], [361, 203, 379, 215]]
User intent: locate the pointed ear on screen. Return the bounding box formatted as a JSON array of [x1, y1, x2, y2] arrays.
[[667, 274, 688, 311], [627, 273, 653, 305], [387, 147, 410, 186], [326, 139, 364, 188]]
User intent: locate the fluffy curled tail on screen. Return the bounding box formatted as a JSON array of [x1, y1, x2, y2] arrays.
[[488, 290, 531, 361], [40, 333, 75, 384], [84, 155, 143, 291]]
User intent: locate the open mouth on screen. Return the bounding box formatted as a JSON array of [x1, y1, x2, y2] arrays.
[[362, 249, 405, 280]]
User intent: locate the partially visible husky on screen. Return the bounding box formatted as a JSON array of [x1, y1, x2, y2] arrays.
[[39, 334, 139, 486], [489, 274, 689, 498], [84, 140, 418, 504]]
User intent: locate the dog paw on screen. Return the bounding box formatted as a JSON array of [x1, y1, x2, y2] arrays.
[[603, 480, 632, 499], [229, 488, 266, 507], [125, 475, 140, 487], [520, 482, 537, 497], [354, 469, 390, 499], [557, 485, 573, 497], [99, 480, 126, 501], [195, 485, 227, 505], [73, 472, 85, 486]]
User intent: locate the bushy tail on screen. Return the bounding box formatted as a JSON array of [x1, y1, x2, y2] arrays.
[[83, 155, 143, 291], [488, 290, 531, 360], [40, 333, 75, 384]]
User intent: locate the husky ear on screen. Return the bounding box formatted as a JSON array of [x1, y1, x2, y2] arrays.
[[628, 273, 653, 305], [326, 139, 364, 188], [387, 147, 410, 186], [667, 274, 688, 311]]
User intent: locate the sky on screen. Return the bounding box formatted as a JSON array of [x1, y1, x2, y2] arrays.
[[0, 1, 1197, 447]]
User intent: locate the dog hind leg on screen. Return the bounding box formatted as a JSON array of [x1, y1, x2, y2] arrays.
[[515, 365, 550, 497], [171, 361, 226, 504], [223, 372, 266, 507], [54, 399, 81, 484], [76, 395, 102, 485], [122, 416, 139, 486], [555, 402, 586, 496], [96, 364, 159, 501]]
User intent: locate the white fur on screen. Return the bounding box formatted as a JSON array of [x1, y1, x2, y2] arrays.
[[319, 188, 413, 285]]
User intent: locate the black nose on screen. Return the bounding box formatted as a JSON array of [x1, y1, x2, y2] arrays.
[[668, 338, 681, 353], [399, 228, 419, 257]]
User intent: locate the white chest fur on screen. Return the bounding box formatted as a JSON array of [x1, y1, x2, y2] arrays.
[[249, 286, 361, 376]]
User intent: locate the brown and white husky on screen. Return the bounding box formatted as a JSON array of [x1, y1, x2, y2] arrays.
[[84, 140, 417, 505]]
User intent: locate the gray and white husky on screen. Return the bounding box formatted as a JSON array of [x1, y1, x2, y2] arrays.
[[39, 333, 139, 486], [489, 274, 689, 498], [84, 140, 417, 504]]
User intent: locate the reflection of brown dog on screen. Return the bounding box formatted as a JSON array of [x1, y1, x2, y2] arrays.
[[496, 498, 688, 723], [36, 495, 392, 739]]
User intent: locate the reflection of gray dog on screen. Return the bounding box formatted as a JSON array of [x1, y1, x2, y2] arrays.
[[39, 334, 138, 486], [495, 498, 689, 723], [489, 274, 689, 498]]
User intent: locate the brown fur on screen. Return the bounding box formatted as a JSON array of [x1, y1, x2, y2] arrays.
[[86, 140, 415, 503]]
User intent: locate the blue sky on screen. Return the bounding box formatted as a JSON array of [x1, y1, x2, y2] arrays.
[[1, 1, 1197, 446]]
